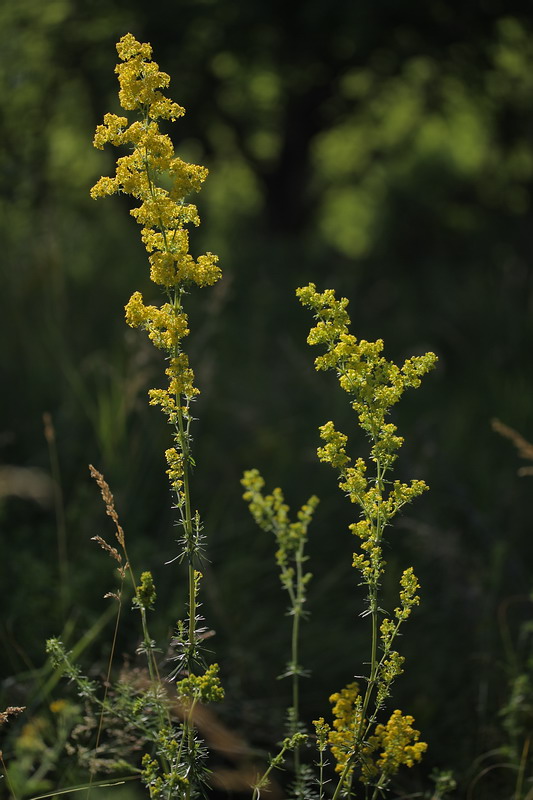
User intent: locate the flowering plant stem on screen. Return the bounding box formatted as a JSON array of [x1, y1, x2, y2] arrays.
[[296, 284, 436, 798], [89, 33, 224, 798], [242, 472, 318, 796], [251, 734, 307, 800]]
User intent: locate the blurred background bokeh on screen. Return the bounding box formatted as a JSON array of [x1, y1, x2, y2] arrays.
[[2, 0, 533, 796]]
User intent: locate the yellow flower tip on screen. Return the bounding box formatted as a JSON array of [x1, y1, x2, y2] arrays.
[[148, 98, 185, 121], [313, 717, 331, 749], [241, 468, 265, 494], [93, 34, 220, 416], [90, 176, 118, 199], [116, 33, 152, 62], [136, 570, 157, 610], [124, 291, 147, 328]]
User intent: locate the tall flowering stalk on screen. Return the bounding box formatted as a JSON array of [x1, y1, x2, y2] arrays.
[[296, 284, 436, 799], [241, 470, 319, 798], [90, 34, 223, 798]]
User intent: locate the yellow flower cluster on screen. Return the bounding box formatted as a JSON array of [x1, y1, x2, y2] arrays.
[[376, 571, 420, 704], [90, 34, 220, 298], [327, 682, 363, 777], [374, 650, 405, 708], [296, 283, 437, 471], [298, 284, 431, 787], [125, 292, 190, 351], [135, 570, 157, 611], [395, 566, 421, 621], [142, 749, 189, 797], [49, 699, 68, 714], [369, 709, 427, 775], [241, 468, 318, 584], [91, 34, 222, 511], [326, 683, 426, 785], [316, 421, 350, 470], [165, 447, 184, 495], [313, 716, 331, 751], [176, 663, 225, 704], [297, 284, 434, 589], [91, 32, 220, 385]]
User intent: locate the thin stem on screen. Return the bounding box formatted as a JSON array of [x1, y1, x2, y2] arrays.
[[316, 747, 326, 800], [185, 698, 200, 800], [177, 402, 196, 661], [173, 382, 198, 673], [122, 545, 169, 726], [370, 772, 387, 800], [86, 580, 124, 800], [139, 606, 163, 686], [361, 456, 386, 719], [515, 736, 530, 800], [251, 741, 291, 800], [331, 761, 351, 800], [26, 775, 139, 799], [0, 752, 18, 800], [292, 596, 301, 725], [332, 457, 386, 800], [291, 542, 305, 793]]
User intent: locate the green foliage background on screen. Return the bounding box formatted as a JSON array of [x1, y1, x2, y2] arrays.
[[2, 0, 533, 795]]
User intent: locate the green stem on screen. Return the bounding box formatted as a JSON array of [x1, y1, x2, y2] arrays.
[[144, 143, 199, 796], [140, 608, 157, 683], [175, 395, 197, 669], [331, 757, 354, 800], [362, 457, 386, 714], [251, 742, 290, 800], [291, 543, 305, 792], [180, 698, 200, 800], [370, 773, 387, 800], [317, 747, 325, 800], [515, 736, 530, 800], [332, 458, 386, 800], [292, 609, 300, 726]]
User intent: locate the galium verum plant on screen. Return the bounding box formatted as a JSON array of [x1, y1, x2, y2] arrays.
[[89, 32, 223, 796], [241, 471, 319, 797], [295, 284, 437, 798], [241, 286, 436, 798], [37, 34, 437, 800], [90, 31, 220, 672]]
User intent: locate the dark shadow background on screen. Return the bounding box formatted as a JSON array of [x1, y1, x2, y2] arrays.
[[2, 0, 533, 796]]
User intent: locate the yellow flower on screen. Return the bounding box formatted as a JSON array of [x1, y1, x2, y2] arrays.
[[327, 682, 362, 776], [176, 663, 225, 704], [116, 33, 152, 62], [370, 709, 427, 774], [317, 421, 349, 468], [165, 447, 184, 493], [92, 35, 222, 515], [91, 32, 221, 347]]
